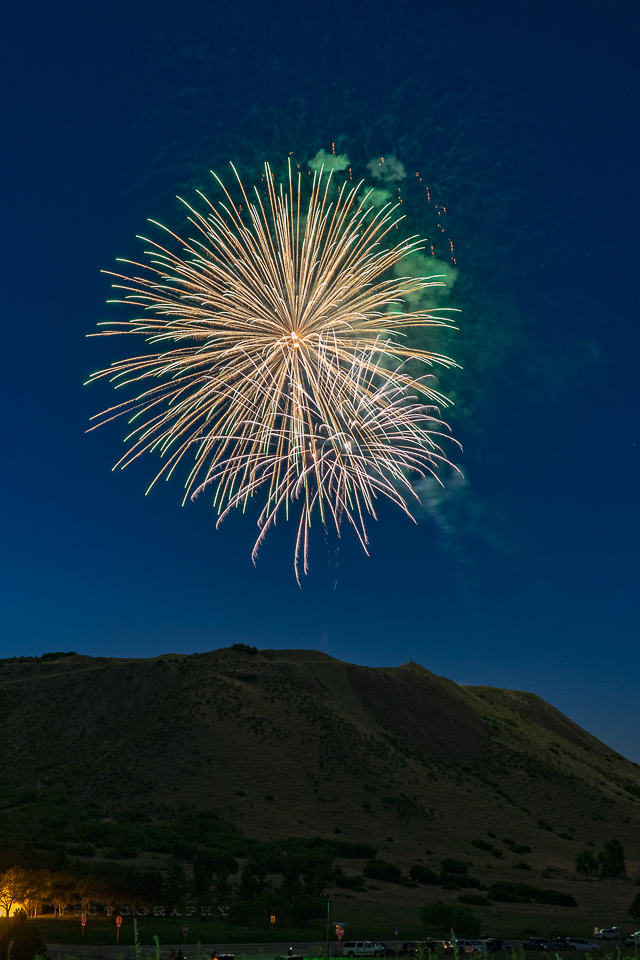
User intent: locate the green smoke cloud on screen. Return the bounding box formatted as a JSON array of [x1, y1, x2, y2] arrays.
[[366, 154, 406, 182], [308, 149, 350, 173]]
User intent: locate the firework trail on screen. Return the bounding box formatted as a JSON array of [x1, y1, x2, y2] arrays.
[[89, 161, 460, 580]]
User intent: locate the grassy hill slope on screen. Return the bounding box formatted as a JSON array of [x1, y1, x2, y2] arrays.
[[1, 646, 639, 939]]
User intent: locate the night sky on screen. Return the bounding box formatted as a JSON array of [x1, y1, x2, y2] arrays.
[[1, 1, 639, 758]]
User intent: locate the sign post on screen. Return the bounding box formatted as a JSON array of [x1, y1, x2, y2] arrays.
[[335, 924, 345, 953], [326, 901, 331, 959], [81, 914, 86, 942], [116, 915, 122, 945], [182, 924, 189, 945], [271, 916, 276, 933]]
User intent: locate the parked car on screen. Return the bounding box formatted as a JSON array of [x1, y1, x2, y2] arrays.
[[622, 933, 640, 948], [564, 939, 598, 952], [482, 941, 513, 953], [548, 939, 571, 951], [444, 940, 486, 954], [523, 940, 555, 951], [343, 943, 386, 957], [594, 929, 620, 941]]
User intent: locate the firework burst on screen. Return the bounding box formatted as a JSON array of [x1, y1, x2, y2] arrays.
[[89, 161, 460, 580]]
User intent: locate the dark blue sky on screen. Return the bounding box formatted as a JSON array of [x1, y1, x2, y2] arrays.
[[1, 1, 639, 758]]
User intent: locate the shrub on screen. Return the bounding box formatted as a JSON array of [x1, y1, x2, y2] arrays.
[[363, 858, 402, 883], [332, 841, 377, 858], [535, 891, 577, 907], [421, 901, 481, 937], [458, 895, 492, 906], [67, 843, 96, 857], [512, 862, 532, 870], [575, 850, 598, 876], [441, 858, 468, 877], [171, 841, 196, 860], [230, 643, 258, 654], [488, 882, 536, 903], [488, 882, 577, 907], [628, 892, 640, 920], [410, 865, 441, 885], [0, 914, 47, 960], [471, 839, 494, 851], [334, 869, 366, 891], [598, 838, 626, 878]]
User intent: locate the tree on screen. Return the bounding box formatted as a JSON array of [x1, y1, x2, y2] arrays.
[[47, 870, 78, 917], [0, 868, 28, 918], [598, 839, 626, 878], [628, 893, 640, 921], [575, 850, 598, 877], [421, 901, 481, 938]]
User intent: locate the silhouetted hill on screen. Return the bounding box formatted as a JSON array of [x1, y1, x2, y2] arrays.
[[1, 647, 639, 937]]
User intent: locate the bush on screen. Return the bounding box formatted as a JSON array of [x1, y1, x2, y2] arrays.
[[441, 858, 468, 876], [488, 882, 535, 903], [363, 858, 402, 882], [171, 841, 196, 860], [458, 894, 492, 906], [421, 901, 481, 937], [628, 892, 640, 920], [512, 861, 532, 870], [471, 839, 494, 851], [67, 843, 96, 857], [334, 869, 366, 891], [536, 891, 577, 907], [410, 865, 441, 885], [332, 841, 377, 859], [598, 838, 626, 878], [0, 914, 47, 960], [488, 882, 577, 907], [575, 850, 598, 876], [289, 895, 325, 926]]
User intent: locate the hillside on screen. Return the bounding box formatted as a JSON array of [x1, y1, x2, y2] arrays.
[[1, 646, 640, 938]]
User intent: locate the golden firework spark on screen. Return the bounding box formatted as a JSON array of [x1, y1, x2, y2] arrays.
[[89, 161, 460, 580]]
